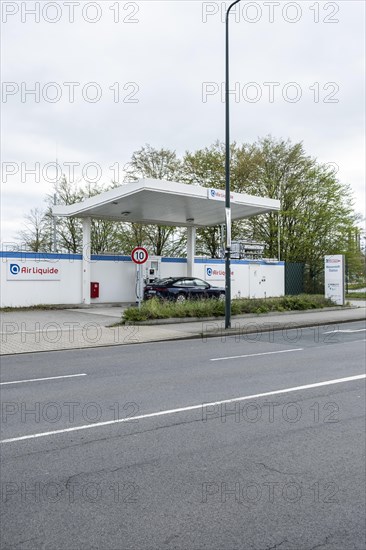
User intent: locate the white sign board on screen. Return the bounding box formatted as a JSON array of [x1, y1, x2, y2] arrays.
[[225, 207, 231, 248], [205, 265, 234, 281], [324, 255, 345, 305], [7, 261, 60, 281]]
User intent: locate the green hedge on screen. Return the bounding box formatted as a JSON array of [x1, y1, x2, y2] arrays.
[[348, 282, 366, 290], [122, 295, 337, 323], [346, 292, 366, 299]]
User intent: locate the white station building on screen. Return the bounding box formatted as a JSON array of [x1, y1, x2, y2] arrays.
[[1, 179, 284, 307]]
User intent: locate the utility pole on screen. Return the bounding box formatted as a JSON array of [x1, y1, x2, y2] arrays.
[[225, 0, 242, 329]]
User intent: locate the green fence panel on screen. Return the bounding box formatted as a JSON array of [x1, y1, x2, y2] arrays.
[[285, 262, 305, 295]]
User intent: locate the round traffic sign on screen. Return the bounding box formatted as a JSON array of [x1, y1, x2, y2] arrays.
[[131, 246, 149, 264]]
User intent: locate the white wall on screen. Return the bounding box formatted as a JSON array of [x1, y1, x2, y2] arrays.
[[1, 254, 83, 308], [194, 260, 285, 299], [89, 257, 136, 303], [0, 252, 284, 307]]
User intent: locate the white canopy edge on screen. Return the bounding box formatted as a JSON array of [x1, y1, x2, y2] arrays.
[[52, 178, 280, 227]]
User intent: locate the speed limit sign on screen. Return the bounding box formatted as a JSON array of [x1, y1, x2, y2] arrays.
[[131, 246, 149, 264]]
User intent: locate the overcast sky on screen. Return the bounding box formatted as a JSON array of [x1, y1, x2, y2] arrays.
[[1, 0, 365, 245]]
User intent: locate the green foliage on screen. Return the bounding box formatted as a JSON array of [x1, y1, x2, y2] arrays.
[[346, 292, 366, 299], [0, 304, 62, 311], [125, 144, 183, 182], [181, 142, 242, 257], [122, 295, 336, 323], [17, 208, 53, 252], [45, 176, 85, 253], [348, 281, 366, 290], [17, 138, 363, 274], [179, 137, 363, 276], [122, 144, 186, 256], [17, 177, 122, 254], [18, 146, 186, 256], [345, 229, 365, 283], [235, 137, 361, 277]]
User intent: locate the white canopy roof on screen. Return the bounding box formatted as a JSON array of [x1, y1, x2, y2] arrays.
[[52, 178, 280, 227]]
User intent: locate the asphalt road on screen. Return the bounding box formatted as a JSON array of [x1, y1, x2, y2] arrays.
[[1, 321, 365, 550]]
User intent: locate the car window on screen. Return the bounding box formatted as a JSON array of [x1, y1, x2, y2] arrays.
[[172, 280, 184, 287], [154, 278, 173, 285], [173, 279, 193, 287], [193, 279, 209, 288]]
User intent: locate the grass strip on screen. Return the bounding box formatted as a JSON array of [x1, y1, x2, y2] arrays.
[[122, 295, 337, 323]]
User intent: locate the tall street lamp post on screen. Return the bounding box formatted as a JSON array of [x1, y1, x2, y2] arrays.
[[225, 0, 241, 329]]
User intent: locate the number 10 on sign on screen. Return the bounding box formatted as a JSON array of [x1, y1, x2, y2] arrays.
[[131, 247, 148, 265]]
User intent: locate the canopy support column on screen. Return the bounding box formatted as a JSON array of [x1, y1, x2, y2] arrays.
[[82, 217, 91, 305], [187, 226, 196, 277]]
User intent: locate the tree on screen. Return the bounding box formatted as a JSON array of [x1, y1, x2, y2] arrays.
[[182, 142, 247, 257], [83, 182, 126, 254], [123, 144, 185, 256], [344, 227, 366, 283], [17, 208, 52, 252], [180, 137, 362, 280], [17, 146, 186, 256], [113, 223, 146, 255], [45, 176, 84, 253], [125, 144, 182, 182], [17, 138, 362, 279], [45, 178, 127, 254], [235, 137, 360, 273]]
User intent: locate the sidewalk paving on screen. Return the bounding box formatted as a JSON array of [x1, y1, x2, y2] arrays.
[[1, 303, 365, 355]]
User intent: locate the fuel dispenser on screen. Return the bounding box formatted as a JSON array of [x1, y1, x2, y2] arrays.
[[144, 257, 161, 284], [134, 255, 161, 306]]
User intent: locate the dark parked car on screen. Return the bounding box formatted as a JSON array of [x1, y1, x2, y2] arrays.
[[144, 277, 225, 302]]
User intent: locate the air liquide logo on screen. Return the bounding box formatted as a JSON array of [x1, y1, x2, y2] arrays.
[[9, 264, 20, 275], [7, 261, 61, 281], [208, 188, 234, 201], [205, 265, 234, 281]]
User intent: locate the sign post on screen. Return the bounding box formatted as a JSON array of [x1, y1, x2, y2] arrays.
[[131, 247, 149, 308], [324, 255, 345, 305]]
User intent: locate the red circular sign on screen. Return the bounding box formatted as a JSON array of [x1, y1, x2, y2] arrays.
[[131, 247, 149, 264]]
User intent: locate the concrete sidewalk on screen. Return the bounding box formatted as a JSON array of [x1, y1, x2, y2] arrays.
[[1, 303, 365, 355]]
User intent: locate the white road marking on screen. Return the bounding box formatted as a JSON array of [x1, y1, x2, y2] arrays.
[[0, 373, 87, 386], [323, 328, 366, 334], [1, 374, 365, 444], [211, 348, 303, 362]]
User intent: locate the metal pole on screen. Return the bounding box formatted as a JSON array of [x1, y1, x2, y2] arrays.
[[138, 264, 143, 308], [225, 0, 241, 329], [53, 193, 57, 253]]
